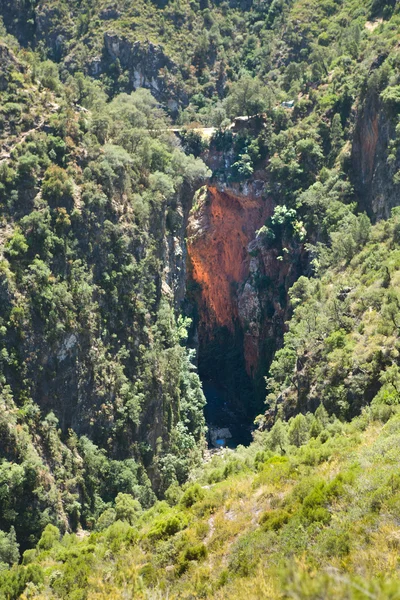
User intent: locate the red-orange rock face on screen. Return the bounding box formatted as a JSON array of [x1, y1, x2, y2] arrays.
[[187, 183, 273, 375]]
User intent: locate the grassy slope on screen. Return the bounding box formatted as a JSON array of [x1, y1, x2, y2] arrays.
[[12, 406, 400, 599]]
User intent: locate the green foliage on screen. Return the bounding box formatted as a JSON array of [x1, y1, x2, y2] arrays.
[[1, 2, 400, 598], [381, 85, 400, 110], [260, 509, 290, 531], [177, 543, 207, 574], [180, 484, 205, 508], [4, 229, 28, 259], [0, 528, 19, 566], [115, 493, 142, 524], [42, 165, 74, 207], [288, 414, 309, 448], [95, 508, 116, 532], [225, 76, 269, 118], [266, 210, 400, 419], [0, 47, 207, 553], [37, 524, 60, 551], [147, 514, 187, 541]]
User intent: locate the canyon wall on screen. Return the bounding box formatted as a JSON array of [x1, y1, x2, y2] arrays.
[[187, 183, 270, 340], [187, 181, 307, 415], [352, 89, 400, 220]]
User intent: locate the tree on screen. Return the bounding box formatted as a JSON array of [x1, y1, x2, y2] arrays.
[[330, 213, 371, 264], [381, 86, 400, 111], [288, 414, 309, 447], [96, 508, 117, 531], [37, 524, 60, 551], [225, 75, 267, 118], [379, 365, 400, 402], [4, 229, 28, 259], [330, 113, 344, 160], [269, 419, 288, 453], [0, 527, 19, 566], [115, 493, 142, 525], [42, 166, 74, 208], [231, 153, 254, 179]]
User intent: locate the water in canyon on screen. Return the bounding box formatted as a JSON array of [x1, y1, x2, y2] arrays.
[[202, 380, 253, 448]]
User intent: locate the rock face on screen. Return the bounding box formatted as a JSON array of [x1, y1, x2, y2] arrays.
[[163, 181, 199, 308], [187, 181, 306, 412], [89, 32, 187, 107], [187, 183, 271, 338], [209, 426, 232, 448], [352, 90, 400, 220]]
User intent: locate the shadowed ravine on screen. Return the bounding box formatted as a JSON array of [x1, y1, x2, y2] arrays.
[[202, 381, 254, 448]]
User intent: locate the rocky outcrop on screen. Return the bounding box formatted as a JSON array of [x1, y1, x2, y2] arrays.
[[187, 182, 270, 336], [87, 32, 187, 108], [352, 90, 400, 220], [209, 426, 232, 448], [163, 181, 201, 308], [35, 3, 73, 60], [0, 43, 23, 90]]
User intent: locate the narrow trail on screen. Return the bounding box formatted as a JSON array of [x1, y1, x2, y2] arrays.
[[169, 126, 216, 139], [0, 107, 246, 165], [0, 116, 47, 162]]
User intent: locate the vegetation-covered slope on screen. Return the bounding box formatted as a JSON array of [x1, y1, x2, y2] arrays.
[[1, 0, 400, 597], [267, 209, 400, 420], [3, 139, 400, 599], [2, 395, 400, 598], [0, 37, 210, 551]]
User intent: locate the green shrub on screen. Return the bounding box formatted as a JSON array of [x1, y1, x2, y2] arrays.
[[95, 508, 116, 532], [37, 524, 60, 551], [323, 530, 350, 557], [177, 544, 207, 574], [4, 230, 28, 259], [115, 493, 142, 524], [0, 564, 44, 600], [180, 484, 205, 508], [51, 553, 92, 599], [147, 514, 187, 541], [260, 509, 291, 531], [42, 165, 74, 207], [0, 528, 19, 565], [22, 549, 36, 565]]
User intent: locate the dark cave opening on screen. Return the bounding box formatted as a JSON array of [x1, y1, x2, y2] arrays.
[[197, 325, 259, 448]]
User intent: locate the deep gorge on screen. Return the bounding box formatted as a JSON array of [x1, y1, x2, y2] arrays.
[[3, 0, 400, 594], [184, 181, 306, 444]]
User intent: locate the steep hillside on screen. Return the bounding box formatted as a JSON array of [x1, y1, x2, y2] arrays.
[[1, 0, 400, 596], [265, 209, 400, 419], [3, 392, 400, 599], [0, 40, 209, 550], [2, 194, 397, 600]]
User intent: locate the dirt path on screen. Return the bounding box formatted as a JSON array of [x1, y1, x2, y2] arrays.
[[169, 126, 216, 139], [0, 117, 46, 162]]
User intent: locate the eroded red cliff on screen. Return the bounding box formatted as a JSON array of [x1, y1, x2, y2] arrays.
[[187, 185, 269, 327], [187, 183, 272, 375], [187, 181, 307, 385]]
